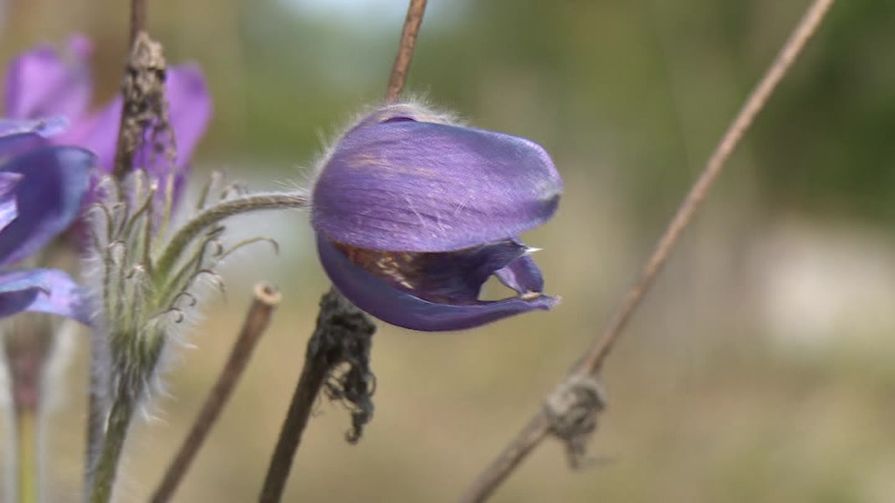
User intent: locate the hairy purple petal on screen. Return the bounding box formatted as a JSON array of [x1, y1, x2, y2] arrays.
[[0, 268, 89, 322], [318, 236, 557, 331], [4, 35, 92, 121], [496, 253, 545, 294], [0, 146, 94, 265], [312, 118, 562, 252]]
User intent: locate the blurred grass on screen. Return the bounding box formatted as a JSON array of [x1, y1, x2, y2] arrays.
[[2, 0, 895, 501]]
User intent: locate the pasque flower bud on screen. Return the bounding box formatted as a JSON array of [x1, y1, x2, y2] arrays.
[[312, 103, 562, 331]]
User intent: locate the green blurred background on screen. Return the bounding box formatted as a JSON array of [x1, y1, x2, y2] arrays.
[[2, 0, 895, 501]]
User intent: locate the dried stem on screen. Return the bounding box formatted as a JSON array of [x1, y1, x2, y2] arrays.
[[385, 0, 428, 102], [129, 0, 147, 44], [258, 342, 330, 503], [112, 33, 168, 181], [259, 291, 376, 502], [150, 284, 281, 503], [461, 0, 837, 500]]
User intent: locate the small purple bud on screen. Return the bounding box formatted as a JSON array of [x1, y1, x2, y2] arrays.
[[312, 103, 562, 331]]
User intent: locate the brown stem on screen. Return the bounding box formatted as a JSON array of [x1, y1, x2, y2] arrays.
[[257, 343, 331, 503], [150, 284, 281, 503], [259, 290, 375, 502], [129, 0, 148, 44], [461, 0, 837, 501], [385, 0, 428, 102]]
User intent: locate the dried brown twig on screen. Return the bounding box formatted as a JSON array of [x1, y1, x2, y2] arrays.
[[151, 283, 281, 503], [129, 0, 147, 44], [257, 1, 428, 501], [386, 0, 428, 103], [461, 0, 837, 501]]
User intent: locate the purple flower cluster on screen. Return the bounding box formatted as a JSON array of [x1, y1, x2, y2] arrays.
[[0, 35, 213, 325], [5, 35, 212, 198]]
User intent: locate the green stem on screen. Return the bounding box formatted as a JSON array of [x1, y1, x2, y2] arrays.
[[154, 192, 307, 282], [84, 343, 107, 492], [16, 409, 37, 503], [88, 383, 137, 503]]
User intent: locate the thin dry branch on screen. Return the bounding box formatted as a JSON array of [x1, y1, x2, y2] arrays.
[[258, 291, 376, 503], [385, 0, 428, 102], [150, 283, 281, 503], [462, 0, 836, 500], [129, 0, 147, 44]]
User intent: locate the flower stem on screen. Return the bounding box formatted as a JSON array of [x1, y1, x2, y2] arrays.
[[258, 349, 330, 503], [154, 192, 308, 282], [88, 383, 138, 503], [385, 0, 428, 102], [84, 337, 108, 493], [15, 408, 37, 503], [259, 289, 376, 502], [129, 0, 147, 44]]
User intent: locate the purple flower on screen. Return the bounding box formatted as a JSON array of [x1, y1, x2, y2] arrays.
[[312, 104, 562, 331], [0, 121, 94, 322], [4, 35, 212, 195]]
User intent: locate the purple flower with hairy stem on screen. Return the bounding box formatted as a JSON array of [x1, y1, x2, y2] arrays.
[[312, 103, 563, 331], [0, 120, 94, 323], [4, 34, 212, 201]]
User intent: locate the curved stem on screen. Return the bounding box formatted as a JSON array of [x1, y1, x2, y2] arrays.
[[154, 192, 307, 282]]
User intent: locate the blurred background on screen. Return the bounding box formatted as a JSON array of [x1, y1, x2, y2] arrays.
[[2, 0, 895, 501]]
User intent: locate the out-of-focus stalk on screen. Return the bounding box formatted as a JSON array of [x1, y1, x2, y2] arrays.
[[15, 409, 36, 503]]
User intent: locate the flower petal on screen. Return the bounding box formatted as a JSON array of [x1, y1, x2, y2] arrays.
[[312, 117, 562, 252], [0, 116, 68, 138], [59, 64, 212, 180], [55, 96, 121, 171], [496, 253, 545, 294], [4, 35, 92, 121], [0, 171, 23, 231], [0, 146, 94, 265], [0, 268, 89, 322], [337, 239, 526, 304], [164, 64, 213, 169], [318, 236, 557, 331]]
